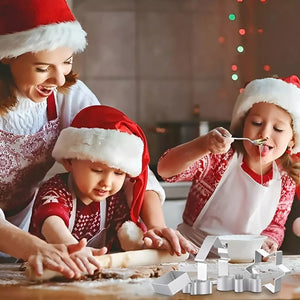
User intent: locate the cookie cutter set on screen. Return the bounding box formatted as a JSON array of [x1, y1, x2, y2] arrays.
[[151, 236, 290, 296]]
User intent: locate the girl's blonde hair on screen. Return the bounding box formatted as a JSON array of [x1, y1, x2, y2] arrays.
[[232, 110, 300, 184], [0, 62, 78, 115]]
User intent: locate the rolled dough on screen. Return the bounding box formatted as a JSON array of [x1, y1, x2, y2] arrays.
[[26, 249, 189, 281]]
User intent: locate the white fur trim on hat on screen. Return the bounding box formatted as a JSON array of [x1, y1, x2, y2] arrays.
[[52, 127, 144, 177], [230, 77, 300, 154], [0, 21, 86, 59]]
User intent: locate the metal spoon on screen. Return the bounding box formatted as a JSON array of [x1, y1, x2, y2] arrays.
[[231, 137, 268, 146], [222, 134, 268, 146]]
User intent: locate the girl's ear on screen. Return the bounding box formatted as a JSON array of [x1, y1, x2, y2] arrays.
[[61, 158, 72, 172], [288, 140, 295, 151]]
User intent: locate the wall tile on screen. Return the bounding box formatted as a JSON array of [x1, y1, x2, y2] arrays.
[[139, 79, 192, 125], [84, 79, 137, 120], [79, 12, 136, 78], [137, 12, 192, 78]]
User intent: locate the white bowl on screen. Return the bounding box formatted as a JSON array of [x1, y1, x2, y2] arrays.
[[218, 234, 266, 263]]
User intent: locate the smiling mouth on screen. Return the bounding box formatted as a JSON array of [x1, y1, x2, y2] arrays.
[[36, 85, 55, 96]]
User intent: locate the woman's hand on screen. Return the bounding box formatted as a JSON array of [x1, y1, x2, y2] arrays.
[[27, 239, 87, 279], [143, 226, 198, 256], [69, 244, 107, 275]]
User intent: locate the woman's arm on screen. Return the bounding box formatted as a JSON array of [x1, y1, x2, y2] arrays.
[[0, 216, 83, 278], [140, 190, 198, 256]]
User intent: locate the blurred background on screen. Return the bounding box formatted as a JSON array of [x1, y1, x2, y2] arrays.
[[69, 0, 300, 253]]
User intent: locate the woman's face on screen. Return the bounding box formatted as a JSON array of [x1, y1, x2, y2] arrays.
[[243, 102, 294, 172], [3, 47, 73, 102]]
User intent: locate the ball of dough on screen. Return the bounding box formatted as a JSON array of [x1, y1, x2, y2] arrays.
[[117, 221, 144, 251], [292, 217, 300, 237]]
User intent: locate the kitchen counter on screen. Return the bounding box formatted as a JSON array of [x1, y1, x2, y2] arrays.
[[0, 256, 299, 299]]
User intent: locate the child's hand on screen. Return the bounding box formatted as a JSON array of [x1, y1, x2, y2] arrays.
[[205, 128, 233, 154], [143, 227, 198, 256], [69, 244, 107, 275], [261, 237, 278, 257], [292, 217, 300, 236]]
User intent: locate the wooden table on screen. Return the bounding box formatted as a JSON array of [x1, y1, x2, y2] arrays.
[[0, 256, 299, 300]]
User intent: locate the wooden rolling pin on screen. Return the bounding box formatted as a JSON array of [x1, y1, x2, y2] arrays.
[[26, 249, 189, 281]]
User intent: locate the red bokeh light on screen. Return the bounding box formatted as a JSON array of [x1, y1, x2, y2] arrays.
[[218, 36, 225, 44], [238, 28, 246, 35], [231, 64, 238, 71]]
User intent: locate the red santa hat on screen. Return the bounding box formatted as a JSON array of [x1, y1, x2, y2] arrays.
[[0, 0, 86, 59], [230, 75, 300, 154], [52, 105, 150, 223]]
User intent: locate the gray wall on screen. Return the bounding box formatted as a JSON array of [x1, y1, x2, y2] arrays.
[[73, 0, 300, 164]]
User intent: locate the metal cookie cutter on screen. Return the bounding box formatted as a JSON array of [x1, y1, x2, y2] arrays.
[[191, 236, 229, 295], [246, 249, 291, 293]]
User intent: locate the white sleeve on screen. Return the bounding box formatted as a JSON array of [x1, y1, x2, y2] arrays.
[[124, 167, 166, 208], [146, 168, 166, 204], [55, 80, 100, 129], [0, 208, 5, 220]]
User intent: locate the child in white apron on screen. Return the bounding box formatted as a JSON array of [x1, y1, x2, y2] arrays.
[[158, 75, 300, 254]]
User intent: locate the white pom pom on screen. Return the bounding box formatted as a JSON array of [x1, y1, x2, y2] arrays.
[[117, 221, 144, 251], [292, 217, 300, 237]]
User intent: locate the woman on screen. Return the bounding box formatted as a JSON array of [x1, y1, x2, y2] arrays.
[[0, 0, 196, 277]]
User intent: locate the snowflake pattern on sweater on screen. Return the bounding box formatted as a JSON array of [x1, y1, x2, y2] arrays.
[[161, 148, 296, 247], [29, 173, 131, 251]]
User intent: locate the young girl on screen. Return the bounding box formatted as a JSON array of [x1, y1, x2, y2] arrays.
[[29, 106, 196, 273], [158, 75, 300, 254], [0, 0, 187, 276]]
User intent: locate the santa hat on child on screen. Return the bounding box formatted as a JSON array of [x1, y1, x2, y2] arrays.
[[0, 0, 86, 59], [230, 75, 300, 154], [52, 105, 150, 224]]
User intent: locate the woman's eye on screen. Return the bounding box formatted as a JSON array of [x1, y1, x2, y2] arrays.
[[65, 57, 73, 65], [92, 169, 103, 173]]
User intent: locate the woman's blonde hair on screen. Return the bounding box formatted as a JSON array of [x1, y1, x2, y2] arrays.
[[232, 110, 300, 184], [0, 62, 78, 115]]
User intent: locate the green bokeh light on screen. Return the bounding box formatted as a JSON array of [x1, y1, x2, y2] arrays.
[[228, 14, 236, 21], [237, 46, 244, 53]]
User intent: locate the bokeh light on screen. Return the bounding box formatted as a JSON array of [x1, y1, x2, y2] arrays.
[[237, 46, 244, 53]]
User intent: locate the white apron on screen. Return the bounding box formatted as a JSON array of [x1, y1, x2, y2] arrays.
[[68, 176, 107, 249], [0, 93, 59, 259], [178, 153, 281, 246]]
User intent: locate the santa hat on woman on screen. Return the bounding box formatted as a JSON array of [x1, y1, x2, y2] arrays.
[[0, 0, 86, 59], [52, 105, 150, 224], [230, 75, 300, 154]]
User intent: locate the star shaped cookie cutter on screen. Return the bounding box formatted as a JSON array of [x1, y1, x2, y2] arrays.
[[246, 249, 291, 293]]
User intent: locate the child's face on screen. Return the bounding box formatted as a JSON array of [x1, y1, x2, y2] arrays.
[[66, 159, 127, 205], [3, 47, 73, 102], [243, 102, 294, 170]]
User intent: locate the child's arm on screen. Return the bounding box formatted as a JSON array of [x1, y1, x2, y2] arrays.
[[42, 216, 107, 275], [158, 127, 233, 178]]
